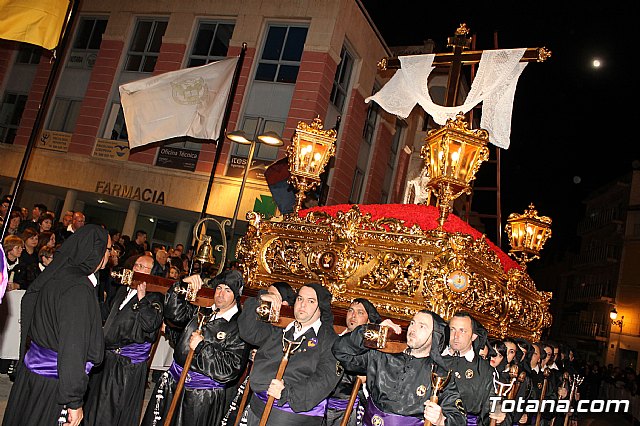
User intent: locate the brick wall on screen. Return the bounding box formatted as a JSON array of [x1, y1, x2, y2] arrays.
[[69, 39, 124, 155], [362, 122, 392, 204], [326, 89, 367, 204], [13, 50, 54, 146]]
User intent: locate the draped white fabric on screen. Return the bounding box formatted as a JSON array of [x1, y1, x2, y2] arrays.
[[365, 48, 527, 149]]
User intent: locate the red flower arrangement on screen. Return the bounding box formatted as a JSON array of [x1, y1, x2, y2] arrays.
[[300, 204, 520, 273]]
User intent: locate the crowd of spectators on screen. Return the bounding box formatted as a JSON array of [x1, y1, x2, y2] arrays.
[[2, 193, 243, 381]]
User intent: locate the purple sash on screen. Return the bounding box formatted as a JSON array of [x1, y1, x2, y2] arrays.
[[363, 397, 423, 426], [168, 360, 225, 390], [255, 391, 327, 417], [24, 341, 94, 378], [110, 342, 152, 364], [467, 413, 479, 426], [327, 396, 359, 411]]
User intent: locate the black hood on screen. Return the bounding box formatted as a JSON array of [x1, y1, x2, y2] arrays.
[[470, 316, 489, 355], [210, 269, 244, 299], [427, 310, 449, 369], [300, 282, 334, 326], [272, 281, 296, 306], [352, 297, 382, 324]]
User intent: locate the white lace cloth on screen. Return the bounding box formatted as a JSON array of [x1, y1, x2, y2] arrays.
[[366, 48, 527, 149]]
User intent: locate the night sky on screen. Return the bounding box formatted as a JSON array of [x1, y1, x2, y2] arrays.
[[360, 2, 638, 258]]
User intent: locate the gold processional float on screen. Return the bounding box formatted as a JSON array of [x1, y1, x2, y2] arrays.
[[210, 24, 553, 340]]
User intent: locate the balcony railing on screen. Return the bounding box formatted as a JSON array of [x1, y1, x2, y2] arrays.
[[561, 320, 608, 339], [566, 282, 614, 302], [572, 245, 621, 266], [577, 207, 625, 234]]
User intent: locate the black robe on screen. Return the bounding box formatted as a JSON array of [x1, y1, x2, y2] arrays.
[[238, 294, 341, 426], [2, 269, 104, 426], [141, 284, 248, 426], [84, 286, 164, 426], [443, 353, 497, 425], [332, 325, 467, 425]]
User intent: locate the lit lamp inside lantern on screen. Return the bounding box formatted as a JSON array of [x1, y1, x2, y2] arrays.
[[505, 203, 552, 267], [421, 112, 490, 229], [287, 116, 337, 214]]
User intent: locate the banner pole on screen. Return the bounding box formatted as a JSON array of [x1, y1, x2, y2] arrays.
[[199, 42, 247, 219]]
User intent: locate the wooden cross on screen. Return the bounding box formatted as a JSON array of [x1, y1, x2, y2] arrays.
[[377, 23, 551, 107]]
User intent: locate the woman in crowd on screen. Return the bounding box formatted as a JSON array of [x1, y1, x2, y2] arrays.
[[36, 230, 56, 252], [19, 228, 39, 269], [3, 235, 25, 290], [168, 265, 181, 280], [24, 245, 55, 289], [6, 211, 22, 236], [37, 214, 54, 233]]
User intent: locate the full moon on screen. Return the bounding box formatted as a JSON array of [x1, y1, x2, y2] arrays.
[[592, 59, 601, 68]]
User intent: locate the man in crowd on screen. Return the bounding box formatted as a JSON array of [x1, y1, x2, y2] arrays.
[[238, 282, 341, 425], [325, 298, 382, 426], [0, 194, 12, 226], [442, 311, 504, 425], [151, 248, 169, 277], [19, 203, 48, 232], [57, 211, 86, 243], [124, 229, 147, 260], [84, 254, 164, 426], [332, 310, 466, 426], [4, 225, 110, 426], [142, 269, 249, 426]]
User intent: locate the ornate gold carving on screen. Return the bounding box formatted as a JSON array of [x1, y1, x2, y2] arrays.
[[237, 205, 552, 339], [360, 252, 423, 296], [537, 47, 552, 62]]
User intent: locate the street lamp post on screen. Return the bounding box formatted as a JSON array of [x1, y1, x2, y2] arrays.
[[226, 122, 283, 245]]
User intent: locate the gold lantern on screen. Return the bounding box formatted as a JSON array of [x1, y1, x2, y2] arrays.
[[505, 203, 552, 266], [421, 112, 490, 229], [287, 116, 337, 214]]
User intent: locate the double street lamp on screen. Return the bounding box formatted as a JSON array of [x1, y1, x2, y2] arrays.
[[226, 124, 283, 238]]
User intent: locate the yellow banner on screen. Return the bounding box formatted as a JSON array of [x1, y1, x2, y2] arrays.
[[0, 0, 69, 50]]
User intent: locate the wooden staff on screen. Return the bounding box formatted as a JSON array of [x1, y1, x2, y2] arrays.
[[489, 375, 516, 426], [534, 367, 550, 426], [259, 337, 305, 426], [563, 375, 583, 426], [234, 360, 256, 426], [163, 309, 217, 426], [507, 364, 526, 400], [339, 376, 363, 426], [233, 378, 251, 426]]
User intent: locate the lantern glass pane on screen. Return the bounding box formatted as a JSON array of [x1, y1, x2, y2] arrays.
[[308, 144, 325, 175], [298, 141, 314, 171]]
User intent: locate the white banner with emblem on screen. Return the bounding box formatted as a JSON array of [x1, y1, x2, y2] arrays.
[[119, 57, 238, 149]]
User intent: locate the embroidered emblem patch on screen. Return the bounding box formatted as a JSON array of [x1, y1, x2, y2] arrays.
[[416, 385, 426, 397], [371, 414, 384, 426], [216, 331, 226, 340], [308, 337, 318, 347], [336, 362, 344, 376], [455, 398, 466, 414], [465, 369, 474, 379]]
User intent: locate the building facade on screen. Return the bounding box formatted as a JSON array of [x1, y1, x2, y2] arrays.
[[0, 0, 422, 252], [552, 167, 640, 369]]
